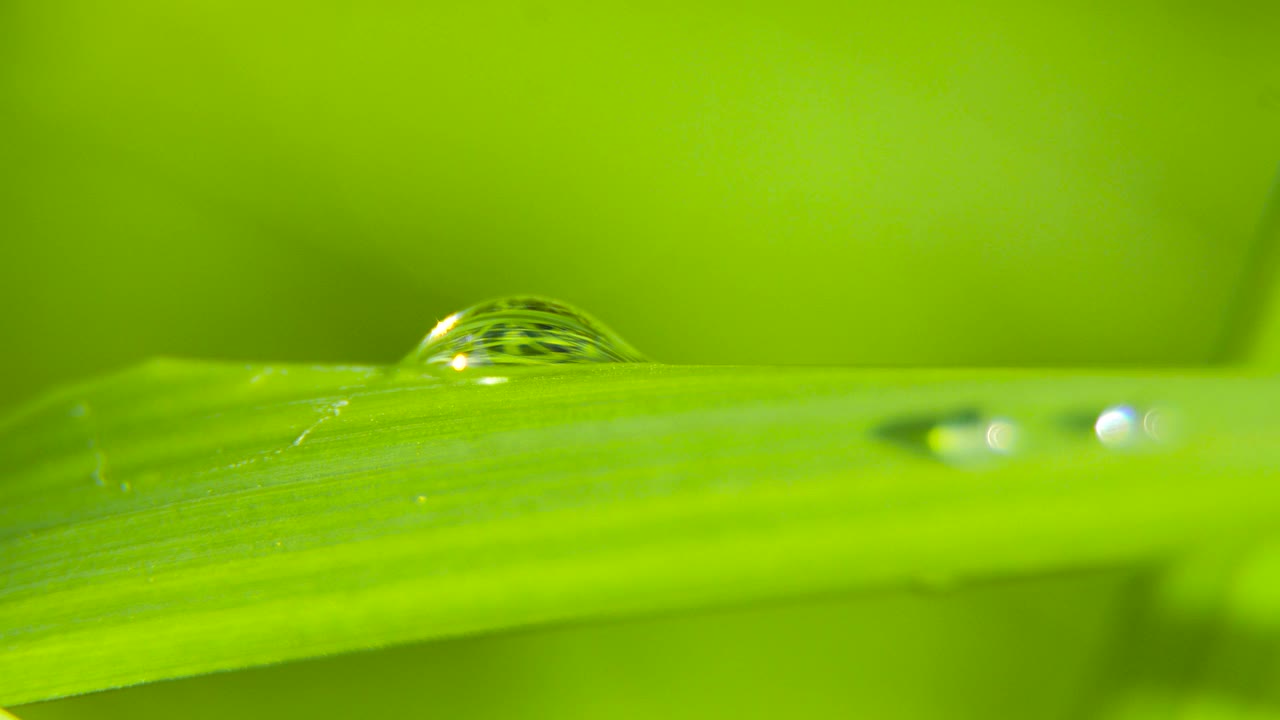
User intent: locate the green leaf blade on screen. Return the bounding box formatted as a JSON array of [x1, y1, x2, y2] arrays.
[[3, 362, 1279, 704]]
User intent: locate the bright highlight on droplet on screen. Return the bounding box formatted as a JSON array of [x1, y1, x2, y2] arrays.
[[428, 314, 459, 340], [450, 354, 469, 371], [984, 418, 1019, 455], [1095, 405, 1139, 447], [476, 376, 508, 385]]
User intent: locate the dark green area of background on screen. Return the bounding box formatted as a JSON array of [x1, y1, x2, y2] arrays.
[[2, 0, 1278, 716]]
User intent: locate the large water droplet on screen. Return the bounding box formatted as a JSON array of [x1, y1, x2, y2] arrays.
[[402, 296, 649, 369]]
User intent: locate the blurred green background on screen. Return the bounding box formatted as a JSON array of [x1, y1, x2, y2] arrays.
[[3, 0, 1278, 716]]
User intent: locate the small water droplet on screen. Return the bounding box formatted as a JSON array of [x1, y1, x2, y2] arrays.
[[119, 481, 132, 493], [1094, 405, 1139, 448], [403, 296, 648, 369], [876, 410, 1022, 466], [415, 495, 427, 504], [1089, 404, 1181, 450], [927, 416, 1022, 465]]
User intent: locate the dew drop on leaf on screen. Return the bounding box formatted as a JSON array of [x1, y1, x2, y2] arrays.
[[1093, 404, 1181, 449], [402, 296, 649, 369], [874, 410, 1022, 466], [1094, 405, 1139, 448], [926, 415, 1022, 465]]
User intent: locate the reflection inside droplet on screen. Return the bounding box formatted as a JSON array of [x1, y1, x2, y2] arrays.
[[403, 296, 649, 369], [475, 376, 508, 385], [1095, 405, 1138, 448]]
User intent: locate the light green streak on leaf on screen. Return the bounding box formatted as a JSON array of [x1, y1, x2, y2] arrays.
[[1221, 168, 1280, 366], [3, 361, 1280, 705]]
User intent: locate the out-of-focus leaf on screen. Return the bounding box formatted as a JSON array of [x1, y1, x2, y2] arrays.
[[1220, 170, 1280, 366]]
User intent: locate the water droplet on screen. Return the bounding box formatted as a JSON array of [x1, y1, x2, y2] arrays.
[[1094, 405, 1139, 448], [1089, 404, 1181, 450], [403, 296, 648, 369], [415, 495, 427, 504], [927, 416, 1022, 465], [876, 410, 1022, 466], [119, 481, 132, 493]]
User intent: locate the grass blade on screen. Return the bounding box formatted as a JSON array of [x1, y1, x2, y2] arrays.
[[3, 360, 1279, 704]]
